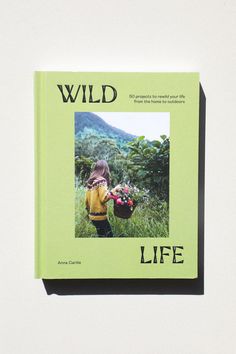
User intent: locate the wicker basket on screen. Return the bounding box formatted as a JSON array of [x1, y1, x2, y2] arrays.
[[113, 201, 137, 219]]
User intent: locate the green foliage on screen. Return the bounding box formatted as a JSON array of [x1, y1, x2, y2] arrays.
[[75, 156, 93, 184], [126, 136, 169, 201]]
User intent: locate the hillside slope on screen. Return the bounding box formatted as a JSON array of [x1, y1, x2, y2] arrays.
[[74, 112, 135, 142]]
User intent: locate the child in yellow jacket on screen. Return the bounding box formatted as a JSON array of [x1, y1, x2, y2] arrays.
[[85, 160, 120, 237]]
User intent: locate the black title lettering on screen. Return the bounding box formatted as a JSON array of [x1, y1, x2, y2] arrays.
[[57, 84, 117, 104], [140, 246, 184, 264]]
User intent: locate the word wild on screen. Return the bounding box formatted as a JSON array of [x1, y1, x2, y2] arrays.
[[57, 84, 117, 103]]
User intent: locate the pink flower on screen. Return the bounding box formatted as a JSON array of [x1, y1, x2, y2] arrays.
[[124, 187, 129, 193], [116, 198, 123, 205]]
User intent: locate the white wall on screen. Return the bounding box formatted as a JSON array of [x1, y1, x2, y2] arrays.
[[0, 1, 236, 353]]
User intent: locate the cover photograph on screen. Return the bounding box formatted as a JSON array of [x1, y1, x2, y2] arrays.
[[35, 72, 200, 279]]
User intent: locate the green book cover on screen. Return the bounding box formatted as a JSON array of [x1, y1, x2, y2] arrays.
[[35, 72, 199, 279]]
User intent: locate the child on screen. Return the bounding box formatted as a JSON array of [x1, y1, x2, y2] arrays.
[[85, 160, 120, 237]]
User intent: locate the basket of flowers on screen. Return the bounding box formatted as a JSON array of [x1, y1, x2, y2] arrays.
[[110, 185, 137, 219]]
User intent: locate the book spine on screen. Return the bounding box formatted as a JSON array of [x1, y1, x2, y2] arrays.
[[34, 72, 45, 278]]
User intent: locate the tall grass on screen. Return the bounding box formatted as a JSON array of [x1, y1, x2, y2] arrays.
[[75, 187, 168, 238]]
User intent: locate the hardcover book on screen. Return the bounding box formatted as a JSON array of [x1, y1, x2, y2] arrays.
[[35, 72, 200, 280]]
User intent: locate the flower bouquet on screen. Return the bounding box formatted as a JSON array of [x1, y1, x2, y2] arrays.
[[110, 185, 137, 219]]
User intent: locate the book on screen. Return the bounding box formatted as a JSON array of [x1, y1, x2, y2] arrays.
[[35, 72, 200, 280]]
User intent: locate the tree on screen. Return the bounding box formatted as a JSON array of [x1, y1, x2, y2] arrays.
[[126, 136, 169, 201], [75, 156, 93, 185]]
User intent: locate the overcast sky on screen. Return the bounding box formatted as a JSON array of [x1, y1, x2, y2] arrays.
[[95, 112, 170, 140]]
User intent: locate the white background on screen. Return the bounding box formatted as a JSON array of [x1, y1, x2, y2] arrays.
[[1, 1, 236, 353]]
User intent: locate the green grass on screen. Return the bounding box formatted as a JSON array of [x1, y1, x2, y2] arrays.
[[75, 187, 169, 238]]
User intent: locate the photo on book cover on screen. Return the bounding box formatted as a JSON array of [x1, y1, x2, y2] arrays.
[[75, 112, 170, 238]]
